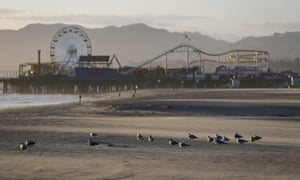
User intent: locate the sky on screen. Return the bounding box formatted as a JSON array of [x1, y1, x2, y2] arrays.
[[1, 0, 300, 42]]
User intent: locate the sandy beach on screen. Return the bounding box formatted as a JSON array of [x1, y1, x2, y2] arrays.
[[0, 88, 300, 179]]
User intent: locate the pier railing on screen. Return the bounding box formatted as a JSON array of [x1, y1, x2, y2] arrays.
[[0, 71, 19, 79]]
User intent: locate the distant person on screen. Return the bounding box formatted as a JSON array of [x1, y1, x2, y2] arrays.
[[79, 93, 82, 103]]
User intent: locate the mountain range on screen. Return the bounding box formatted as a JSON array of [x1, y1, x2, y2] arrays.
[[1, 23, 300, 72]]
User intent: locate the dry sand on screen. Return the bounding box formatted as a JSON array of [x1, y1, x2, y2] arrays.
[[0, 88, 300, 179]]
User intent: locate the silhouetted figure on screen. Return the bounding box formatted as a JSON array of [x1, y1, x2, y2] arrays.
[[79, 94, 82, 103]]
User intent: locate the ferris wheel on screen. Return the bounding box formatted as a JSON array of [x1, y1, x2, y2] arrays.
[[50, 26, 92, 76]]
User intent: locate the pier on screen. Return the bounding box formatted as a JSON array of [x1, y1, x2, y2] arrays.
[[0, 73, 291, 94]]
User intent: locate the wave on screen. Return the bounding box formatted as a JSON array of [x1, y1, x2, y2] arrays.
[[0, 94, 79, 110]]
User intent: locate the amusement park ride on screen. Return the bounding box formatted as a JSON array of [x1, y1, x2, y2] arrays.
[[19, 26, 121, 78], [19, 26, 93, 77]]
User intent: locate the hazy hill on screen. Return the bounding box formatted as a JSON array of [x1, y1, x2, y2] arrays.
[[0, 23, 299, 72]]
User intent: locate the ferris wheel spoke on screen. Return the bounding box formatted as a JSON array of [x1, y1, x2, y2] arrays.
[[53, 43, 67, 50]]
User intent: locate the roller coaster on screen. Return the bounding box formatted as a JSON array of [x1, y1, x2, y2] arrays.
[[123, 43, 270, 77]]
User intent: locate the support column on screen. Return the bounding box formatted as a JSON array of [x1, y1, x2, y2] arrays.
[[235, 52, 239, 77], [267, 53, 270, 71], [165, 54, 168, 76], [198, 52, 202, 73], [37, 49, 41, 75], [255, 52, 259, 78], [186, 47, 190, 73], [3, 81, 8, 94]]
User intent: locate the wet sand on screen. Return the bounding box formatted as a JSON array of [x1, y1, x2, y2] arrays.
[[0, 89, 300, 179]]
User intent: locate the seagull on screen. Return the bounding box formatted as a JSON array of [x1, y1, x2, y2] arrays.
[[168, 138, 178, 145], [90, 132, 97, 137], [188, 133, 198, 140], [207, 136, 214, 143], [25, 140, 35, 147], [136, 133, 144, 141], [234, 132, 243, 139], [148, 134, 154, 142], [251, 135, 262, 142], [236, 138, 248, 144], [213, 137, 225, 144], [178, 141, 190, 148], [222, 136, 230, 142], [87, 138, 98, 146], [215, 133, 222, 140], [19, 143, 27, 151]]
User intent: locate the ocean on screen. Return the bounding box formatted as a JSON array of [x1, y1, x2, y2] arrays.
[[0, 94, 79, 110]]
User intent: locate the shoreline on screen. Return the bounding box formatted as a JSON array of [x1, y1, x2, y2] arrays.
[[1, 88, 300, 118]]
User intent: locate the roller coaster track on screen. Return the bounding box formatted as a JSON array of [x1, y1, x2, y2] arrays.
[[122, 43, 269, 75]]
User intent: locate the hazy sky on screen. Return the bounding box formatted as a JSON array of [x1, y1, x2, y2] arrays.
[[1, 0, 299, 41]]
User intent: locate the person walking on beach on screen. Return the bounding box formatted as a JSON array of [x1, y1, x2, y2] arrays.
[[79, 93, 82, 103]]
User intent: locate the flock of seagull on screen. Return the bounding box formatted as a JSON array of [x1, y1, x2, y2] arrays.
[[87, 132, 262, 148], [19, 132, 262, 151], [135, 132, 262, 148]]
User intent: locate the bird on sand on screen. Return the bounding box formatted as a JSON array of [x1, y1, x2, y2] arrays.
[[25, 140, 35, 147], [251, 135, 262, 142], [234, 132, 243, 139], [87, 138, 98, 146], [222, 136, 230, 142], [207, 136, 214, 142], [178, 141, 190, 148], [168, 138, 178, 145], [19, 143, 27, 151], [188, 133, 198, 140], [148, 134, 154, 142], [136, 133, 144, 141], [207, 136, 214, 143], [89, 132, 97, 137], [215, 133, 222, 140], [236, 138, 248, 144], [213, 137, 225, 144]]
